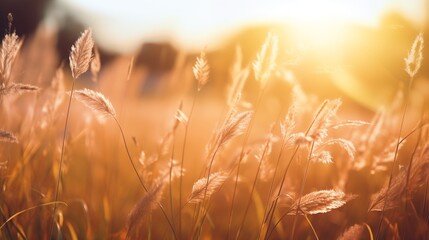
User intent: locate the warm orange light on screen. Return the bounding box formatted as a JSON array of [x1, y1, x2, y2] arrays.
[[52, 0, 426, 53]]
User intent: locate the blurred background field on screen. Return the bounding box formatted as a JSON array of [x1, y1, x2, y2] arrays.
[[1, 0, 428, 107]]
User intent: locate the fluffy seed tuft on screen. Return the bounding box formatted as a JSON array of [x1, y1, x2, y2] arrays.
[[193, 51, 210, 91], [188, 171, 228, 203], [69, 29, 94, 79], [69, 88, 116, 118]]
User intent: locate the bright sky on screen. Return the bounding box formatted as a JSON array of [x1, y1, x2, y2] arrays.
[[50, 0, 427, 53]]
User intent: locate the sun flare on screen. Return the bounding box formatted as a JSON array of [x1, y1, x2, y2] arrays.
[[55, 0, 426, 52]]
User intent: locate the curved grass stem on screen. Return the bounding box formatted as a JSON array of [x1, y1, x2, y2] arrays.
[[113, 116, 178, 240], [49, 78, 76, 239], [303, 214, 319, 240]]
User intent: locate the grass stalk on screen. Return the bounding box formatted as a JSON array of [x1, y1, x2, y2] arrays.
[[264, 102, 325, 238], [49, 78, 76, 238], [179, 90, 199, 238], [375, 78, 412, 240], [169, 136, 177, 234], [113, 116, 178, 239], [235, 134, 271, 239], [303, 214, 319, 240], [227, 86, 266, 239], [290, 140, 315, 240]]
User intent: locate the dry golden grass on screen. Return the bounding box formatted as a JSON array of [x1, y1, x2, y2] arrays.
[[0, 13, 428, 240]]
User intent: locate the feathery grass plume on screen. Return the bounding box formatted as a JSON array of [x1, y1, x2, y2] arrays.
[[373, 32, 424, 239], [70, 88, 116, 118], [50, 29, 94, 238], [155, 102, 187, 159], [406, 142, 429, 190], [312, 151, 333, 164], [404, 33, 424, 78], [308, 99, 342, 141], [90, 46, 101, 82], [282, 190, 355, 215], [0, 30, 23, 84], [188, 171, 228, 203], [215, 110, 253, 149], [291, 132, 313, 146], [205, 109, 253, 170], [206, 110, 253, 162], [353, 110, 385, 170], [227, 46, 249, 107], [281, 100, 297, 140], [253, 32, 278, 88], [337, 224, 365, 240], [193, 51, 209, 91], [371, 138, 406, 174], [126, 180, 166, 239], [175, 108, 188, 125], [69, 29, 94, 79], [158, 159, 184, 182], [328, 120, 368, 129], [257, 133, 277, 181], [369, 142, 429, 211], [318, 138, 356, 161], [369, 173, 404, 212], [0, 83, 40, 96], [0, 129, 18, 143]]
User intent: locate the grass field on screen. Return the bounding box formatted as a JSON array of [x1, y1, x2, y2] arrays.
[[0, 13, 428, 239]]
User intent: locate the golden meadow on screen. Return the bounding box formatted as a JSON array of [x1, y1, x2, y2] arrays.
[[0, 13, 428, 239]]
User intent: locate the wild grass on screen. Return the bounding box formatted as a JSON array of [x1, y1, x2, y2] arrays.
[[0, 13, 428, 240]]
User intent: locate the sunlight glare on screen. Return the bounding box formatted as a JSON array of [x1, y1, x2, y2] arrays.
[[54, 0, 425, 53]]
